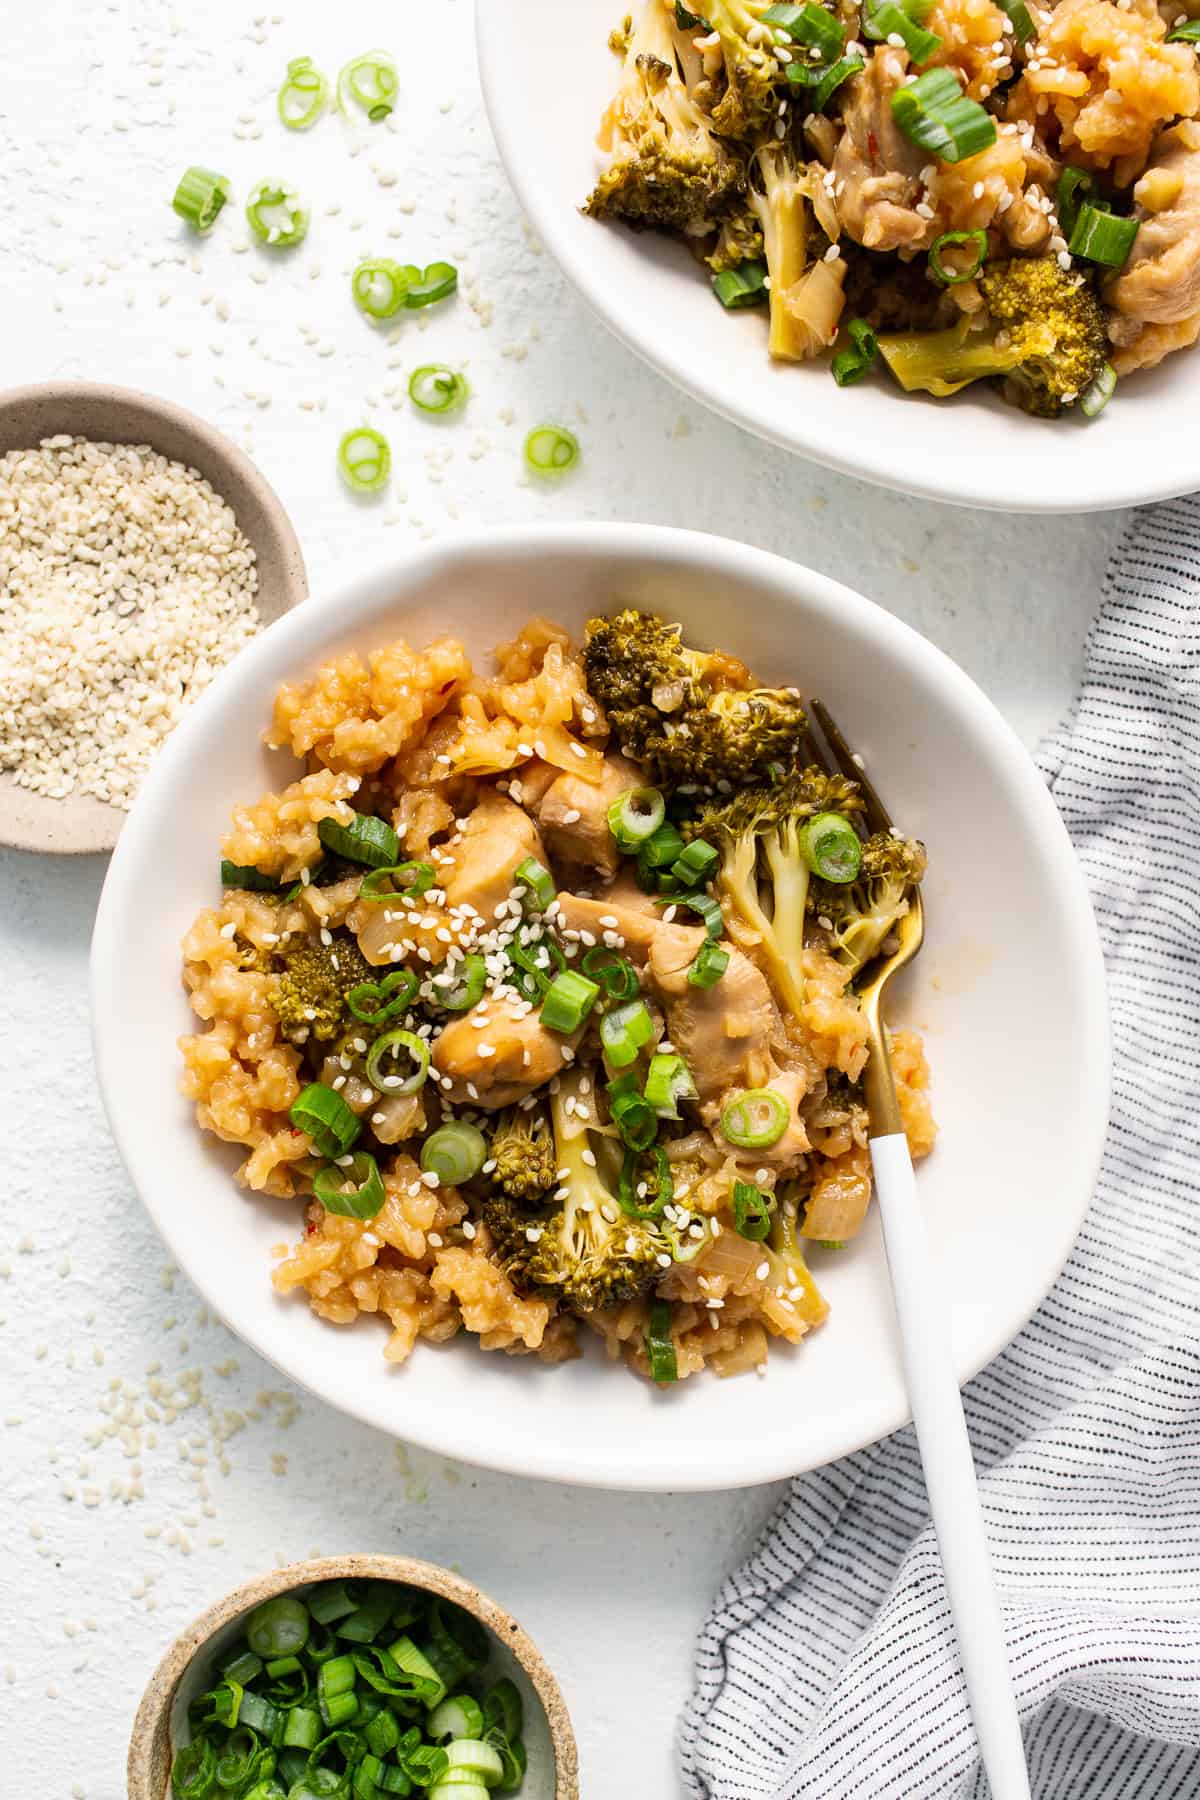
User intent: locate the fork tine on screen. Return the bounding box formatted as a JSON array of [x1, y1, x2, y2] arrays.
[[810, 698, 893, 835]]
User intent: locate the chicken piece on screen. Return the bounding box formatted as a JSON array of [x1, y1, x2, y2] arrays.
[[832, 49, 936, 254], [1109, 308, 1200, 374], [647, 933, 783, 1103], [1109, 122, 1200, 327], [716, 1069, 811, 1173], [431, 998, 575, 1108], [553, 881, 689, 961], [534, 753, 644, 883]]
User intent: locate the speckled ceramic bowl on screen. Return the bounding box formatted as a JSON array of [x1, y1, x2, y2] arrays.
[[127, 1554, 578, 1800], [0, 380, 308, 858]]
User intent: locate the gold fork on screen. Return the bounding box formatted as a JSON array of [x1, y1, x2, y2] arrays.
[[808, 699, 1031, 1800]]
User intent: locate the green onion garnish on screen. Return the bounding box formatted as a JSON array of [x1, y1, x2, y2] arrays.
[[220, 857, 279, 891], [245, 178, 309, 246], [523, 424, 580, 476], [785, 54, 866, 111], [831, 317, 880, 387], [409, 364, 469, 415], [365, 1027, 430, 1095], [290, 1082, 362, 1158], [318, 813, 399, 867], [514, 854, 555, 912], [420, 1122, 487, 1186], [646, 1299, 679, 1382], [337, 49, 399, 121], [600, 999, 655, 1070], [862, 0, 940, 62], [800, 811, 863, 881], [1068, 202, 1138, 268], [1167, 15, 1200, 35], [610, 1086, 661, 1157], [246, 1595, 311, 1658], [687, 940, 730, 988], [656, 890, 724, 937], [763, 0, 845, 56], [644, 1051, 698, 1118], [890, 68, 997, 163], [1056, 166, 1098, 241], [404, 262, 459, 308], [712, 259, 769, 309], [172, 166, 231, 234], [928, 227, 989, 286], [540, 969, 601, 1033], [352, 258, 412, 320], [671, 839, 719, 887], [430, 953, 487, 1012], [732, 1179, 774, 1241], [1079, 361, 1116, 419], [337, 427, 392, 495], [358, 861, 436, 904], [506, 932, 565, 1001], [171, 1738, 216, 1800], [483, 1676, 523, 1742], [346, 968, 419, 1026], [314, 1151, 386, 1220], [720, 1087, 791, 1148], [277, 56, 329, 130], [607, 786, 666, 849], [581, 946, 640, 1000], [995, 0, 1034, 42], [638, 820, 686, 871]]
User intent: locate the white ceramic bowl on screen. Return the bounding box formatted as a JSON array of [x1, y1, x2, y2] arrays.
[[91, 523, 1109, 1491], [477, 0, 1195, 513]]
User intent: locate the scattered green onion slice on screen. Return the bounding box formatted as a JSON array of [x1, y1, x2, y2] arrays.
[[352, 257, 412, 320], [364, 1028, 430, 1094], [638, 821, 686, 870], [429, 1695, 486, 1742], [712, 259, 769, 309], [928, 227, 988, 286], [581, 946, 639, 1000], [663, 1211, 711, 1263], [172, 166, 231, 234], [440, 1740, 505, 1783], [482, 1677, 523, 1743], [278, 56, 329, 130], [732, 1180, 774, 1241], [346, 968, 419, 1026], [763, 1, 846, 58], [996, 0, 1034, 43], [862, 0, 941, 63], [1056, 166, 1098, 241], [800, 811, 863, 882], [314, 1151, 386, 1221], [720, 1087, 791, 1148], [609, 1077, 660, 1153], [245, 178, 309, 246], [656, 890, 724, 937], [600, 999, 655, 1070], [337, 426, 392, 494], [688, 940, 730, 988], [420, 1122, 487, 1186], [1168, 14, 1200, 35], [220, 857, 279, 891], [514, 855, 555, 912], [786, 54, 866, 111], [890, 68, 997, 163], [832, 317, 880, 388], [290, 1082, 362, 1158], [1079, 361, 1116, 418], [358, 860, 435, 904], [506, 933, 565, 1001], [429, 953, 487, 1012], [618, 1142, 672, 1216], [1068, 202, 1138, 268], [338, 49, 399, 121], [246, 1595, 311, 1658], [409, 364, 469, 415], [607, 786, 666, 848], [671, 839, 719, 886], [540, 969, 601, 1033], [172, 1738, 217, 1800], [646, 1299, 678, 1382], [523, 424, 580, 476], [318, 813, 399, 867], [404, 262, 459, 308], [644, 1051, 698, 1118]]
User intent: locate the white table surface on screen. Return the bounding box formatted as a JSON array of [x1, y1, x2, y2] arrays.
[[0, 3, 1129, 1795]]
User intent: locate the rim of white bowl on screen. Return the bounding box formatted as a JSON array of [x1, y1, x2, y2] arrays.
[[91, 523, 1111, 1489]]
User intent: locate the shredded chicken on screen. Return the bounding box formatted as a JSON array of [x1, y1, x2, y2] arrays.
[[431, 997, 575, 1108], [1109, 121, 1200, 327], [832, 49, 935, 253], [533, 753, 643, 883]]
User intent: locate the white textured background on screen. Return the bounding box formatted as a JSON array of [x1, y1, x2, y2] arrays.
[[0, 2, 1127, 1795]]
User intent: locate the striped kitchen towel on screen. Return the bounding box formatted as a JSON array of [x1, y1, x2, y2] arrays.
[[679, 499, 1200, 1800]]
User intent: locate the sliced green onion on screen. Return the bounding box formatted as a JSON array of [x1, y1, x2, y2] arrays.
[[219, 1649, 264, 1684], [646, 1299, 678, 1382], [346, 968, 419, 1026], [599, 999, 655, 1070], [318, 1653, 358, 1728], [1167, 15, 1200, 36], [663, 1212, 710, 1263], [338, 50, 399, 121], [365, 1028, 430, 1095], [712, 259, 769, 308], [831, 317, 879, 387], [409, 365, 469, 415], [283, 1708, 322, 1750], [430, 1695, 486, 1742], [245, 178, 309, 246], [720, 1087, 791, 1148], [514, 855, 555, 912], [1056, 166, 1098, 241], [429, 954, 487, 1012], [607, 786, 665, 849], [482, 1679, 523, 1743], [337, 426, 391, 495], [732, 1179, 774, 1241], [290, 1082, 362, 1158], [309, 1582, 359, 1625], [995, 0, 1034, 42], [763, 1, 845, 57], [404, 262, 458, 308], [800, 811, 863, 881], [365, 1710, 401, 1757], [618, 1142, 672, 1216], [386, 1635, 446, 1708], [671, 839, 719, 886], [220, 857, 279, 891], [352, 258, 412, 321], [608, 1076, 659, 1153], [314, 1152, 386, 1221], [890, 68, 997, 163], [318, 813, 399, 867], [1068, 202, 1138, 268], [862, 0, 940, 62], [278, 56, 329, 130], [687, 940, 729, 988], [644, 1052, 697, 1118], [1079, 361, 1116, 418], [523, 424, 579, 476], [172, 1738, 217, 1800], [359, 862, 436, 905], [786, 54, 865, 111], [440, 1741, 505, 1784], [928, 227, 988, 286], [638, 821, 686, 870], [172, 166, 231, 234], [426, 1598, 489, 1684], [656, 891, 723, 937], [540, 969, 601, 1033], [581, 946, 639, 1000], [246, 1595, 311, 1659], [420, 1122, 487, 1186], [506, 932, 565, 1001], [337, 1583, 397, 1644]]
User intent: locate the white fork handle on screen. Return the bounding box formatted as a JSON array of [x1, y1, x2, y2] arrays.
[[870, 1133, 1031, 1800]]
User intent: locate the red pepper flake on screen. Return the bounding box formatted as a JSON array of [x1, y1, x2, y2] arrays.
[[306, 1220, 319, 1236]]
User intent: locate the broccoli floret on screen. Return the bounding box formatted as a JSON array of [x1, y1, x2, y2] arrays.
[[690, 768, 863, 1014], [705, 0, 786, 137], [810, 831, 926, 976], [747, 141, 818, 361], [586, 0, 747, 237], [705, 203, 764, 272], [488, 1103, 557, 1203], [877, 257, 1108, 416], [271, 931, 376, 1043], [583, 608, 809, 785]]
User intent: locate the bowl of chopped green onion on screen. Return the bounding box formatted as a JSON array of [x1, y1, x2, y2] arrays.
[[128, 1555, 578, 1800]]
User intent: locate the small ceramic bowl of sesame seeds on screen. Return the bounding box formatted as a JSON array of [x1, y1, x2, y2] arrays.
[[127, 1553, 579, 1800], [0, 380, 308, 856]]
